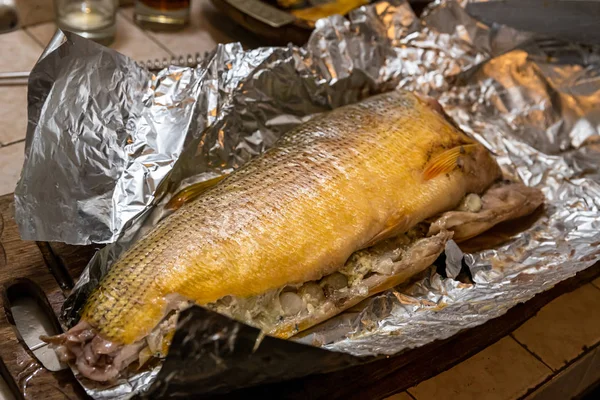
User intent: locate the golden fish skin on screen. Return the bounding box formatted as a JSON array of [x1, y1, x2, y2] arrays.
[[81, 90, 501, 346]]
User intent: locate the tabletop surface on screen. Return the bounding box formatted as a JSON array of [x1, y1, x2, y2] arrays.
[[0, 3, 600, 400]]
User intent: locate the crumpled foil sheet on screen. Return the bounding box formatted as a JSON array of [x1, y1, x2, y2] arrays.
[[16, 0, 600, 398]]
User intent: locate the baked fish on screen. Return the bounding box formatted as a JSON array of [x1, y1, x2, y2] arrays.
[[45, 90, 543, 382]]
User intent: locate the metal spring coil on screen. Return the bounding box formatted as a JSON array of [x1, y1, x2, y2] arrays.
[[0, 52, 214, 86], [138, 52, 211, 71]]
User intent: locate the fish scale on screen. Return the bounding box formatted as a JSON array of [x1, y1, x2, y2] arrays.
[[80, 90, 501, 345]]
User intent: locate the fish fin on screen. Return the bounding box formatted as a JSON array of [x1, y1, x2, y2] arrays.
[[363, 215, 410, 249], [165, 174, 228, 211], [423, 144, 478, 181]]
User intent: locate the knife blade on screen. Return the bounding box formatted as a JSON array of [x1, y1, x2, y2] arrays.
[[465, 0, 600, 45]]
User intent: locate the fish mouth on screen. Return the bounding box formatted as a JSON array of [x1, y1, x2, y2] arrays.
[[42, 304, 181, 383], [43, 181, 543, 383], [41, 321, 144, 383]]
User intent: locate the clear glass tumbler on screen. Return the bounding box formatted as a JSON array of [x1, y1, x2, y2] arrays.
[[54, 0, 117, 45], [134, 0, 190, 31]]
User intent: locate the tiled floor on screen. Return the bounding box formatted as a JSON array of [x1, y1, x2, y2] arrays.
[[526, 346, 600, 400], [408, 337, 552, 400], [0, 28, 45, 196], [119, 1, 261, 56], [0, 142, 25, 194], [0, 29, 42, 72], [382, 282, 600, 400], [26, 14, 171, 61], [0, 85, 28, 146], [512, 284, 600, 371]]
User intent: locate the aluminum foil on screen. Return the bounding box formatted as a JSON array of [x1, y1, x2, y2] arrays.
[[15, 0, 600, 398]]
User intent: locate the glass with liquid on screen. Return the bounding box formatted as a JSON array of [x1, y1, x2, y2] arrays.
[[134, 0, 190, 31], [54, 0, 117, 45]]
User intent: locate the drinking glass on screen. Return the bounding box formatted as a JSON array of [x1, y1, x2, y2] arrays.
[[134, 0, 190, 31], [54, 0, 117, 45]]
